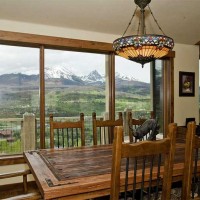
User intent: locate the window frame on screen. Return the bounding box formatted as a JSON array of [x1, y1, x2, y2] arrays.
[[0, 30, 175, 149]]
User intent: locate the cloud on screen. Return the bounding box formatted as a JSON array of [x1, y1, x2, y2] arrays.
[[0, 45, 150, 83]]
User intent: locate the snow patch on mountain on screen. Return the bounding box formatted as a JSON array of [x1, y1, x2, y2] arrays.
[[82, 70, 105, 83], [45, 66, 139, 84], [45, 66, 74, 80], [115, 72, 138, 81]]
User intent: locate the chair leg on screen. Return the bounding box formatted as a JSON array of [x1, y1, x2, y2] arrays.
[[23, 174, 28, 193]]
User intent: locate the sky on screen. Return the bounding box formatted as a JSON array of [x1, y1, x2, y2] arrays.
[[0, 45, 151, 83]]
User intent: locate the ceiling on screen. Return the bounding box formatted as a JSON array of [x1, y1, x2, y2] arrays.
[[0, 0, 199, 45]]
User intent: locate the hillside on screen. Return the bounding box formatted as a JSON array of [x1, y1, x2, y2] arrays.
[[0, 66, 151, 117], [0, 67, 150, 94]]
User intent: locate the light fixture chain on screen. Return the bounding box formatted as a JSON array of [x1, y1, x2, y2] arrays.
[[137, 17, 141, 35], [113, 0, 174, 67], [122, 6, 138, 37], [147, 5, 165, 35]]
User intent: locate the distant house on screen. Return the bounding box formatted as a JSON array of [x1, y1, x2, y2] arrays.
[[6, 137, 15, 142], [0, 130, 12, 139]]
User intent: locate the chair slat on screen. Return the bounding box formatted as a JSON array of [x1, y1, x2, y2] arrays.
[[92, 112, 123, 145], [49, 113, 85, 148], [110, 123, 177, 200]]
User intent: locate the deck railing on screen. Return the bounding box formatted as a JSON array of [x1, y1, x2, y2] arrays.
[[0, 118, 23, 155], [0, 110, 153, 155]]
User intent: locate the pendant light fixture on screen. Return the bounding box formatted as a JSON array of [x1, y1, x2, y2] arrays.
[[113, 0, 174, 67]]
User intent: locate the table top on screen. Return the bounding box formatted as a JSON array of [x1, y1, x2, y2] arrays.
[[24, 143, 186, 200]]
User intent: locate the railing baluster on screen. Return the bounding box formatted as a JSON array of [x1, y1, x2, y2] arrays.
[[99, 127, 102, 145], [57, 129, 60, 148], [72, 128, 74, 147], [76, 128, 78, 146], [67, 128, 69, 147], [62, 128, 64, 148]]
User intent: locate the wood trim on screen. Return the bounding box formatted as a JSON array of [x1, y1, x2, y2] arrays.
[[163, 50, 175, 58], [0, 30, 113, 53], [170, 57, 174, 123], [162, 58, 174, 135], [40, 46, 45, 149], [0, 155, 25, 165], [109, 53, 115, 121], [0, 30, 176, 57]]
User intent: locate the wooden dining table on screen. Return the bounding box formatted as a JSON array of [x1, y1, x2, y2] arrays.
[[24, 143, 187, 200]]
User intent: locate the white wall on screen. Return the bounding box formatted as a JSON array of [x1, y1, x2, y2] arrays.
[[174, 43, 199, 126], [0, 19, 116, 43], [0, 20, 199, 125]]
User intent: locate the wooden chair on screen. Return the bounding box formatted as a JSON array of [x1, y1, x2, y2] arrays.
[[92, 112, 123, 145], [110, 124, 177, 200], [128, 111, 154, 143], [181, 121, 200, 200], [49, 113, 85, 148], [0, 169, 31, 194], [0, 169, 42, 199]]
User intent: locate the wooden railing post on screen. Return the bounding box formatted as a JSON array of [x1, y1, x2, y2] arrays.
[[21, 113, 36, 151], [124, 108, 132, 138]]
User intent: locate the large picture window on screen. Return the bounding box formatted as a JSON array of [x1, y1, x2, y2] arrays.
[[0, 30, 174, 155], [45, 50, 107, 146]]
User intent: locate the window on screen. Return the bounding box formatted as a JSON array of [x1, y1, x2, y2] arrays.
[[153, 60, 164, 133], [0, 30, 174, 154], [115, 56, 152, 118], [115, 57, 168, 135], [0, 45, 39, 154], [45, 49, 107, 146]]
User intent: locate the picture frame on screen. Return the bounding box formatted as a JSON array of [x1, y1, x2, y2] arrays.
[[179, 71, 195, 97]]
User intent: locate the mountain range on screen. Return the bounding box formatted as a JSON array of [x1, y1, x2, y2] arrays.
[[0, 66, 150, 89]]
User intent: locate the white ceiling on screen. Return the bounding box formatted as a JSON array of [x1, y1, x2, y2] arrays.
[[0, 0, 199, 45]]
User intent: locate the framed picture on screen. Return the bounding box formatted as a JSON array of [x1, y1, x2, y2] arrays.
[[179, 71, 195, 96]]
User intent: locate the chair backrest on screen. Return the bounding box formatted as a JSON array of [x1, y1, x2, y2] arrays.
[[110, 124, 177, 200], [92, 112, 123, 145], [181, 121, 197, 200], [128, 112, 151, 142], [49, 113, 85, 148]]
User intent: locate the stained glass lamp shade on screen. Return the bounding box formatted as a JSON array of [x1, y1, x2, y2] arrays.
[[113, 0, 174, 67]]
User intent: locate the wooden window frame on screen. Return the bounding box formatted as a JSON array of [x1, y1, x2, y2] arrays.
[[0, 30, 175, 149]]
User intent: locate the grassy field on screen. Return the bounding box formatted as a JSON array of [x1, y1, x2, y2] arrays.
[[0, 83, 151, 154]]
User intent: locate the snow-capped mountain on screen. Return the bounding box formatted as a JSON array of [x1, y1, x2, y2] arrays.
[[45, 66, 74, 80], [82, 70, 105, 84], [115, 72, 138, 82], [0, 66, 146, 87]]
